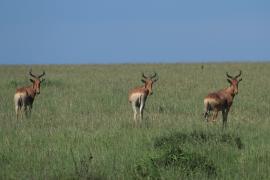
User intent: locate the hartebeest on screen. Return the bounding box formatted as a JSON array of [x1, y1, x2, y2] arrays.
[[128, 73, 158, 124], [14, 70, 45, 119], [203, 70, 242, 127]]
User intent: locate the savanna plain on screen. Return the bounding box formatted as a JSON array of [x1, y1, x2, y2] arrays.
[[0, 63, 269, 179]]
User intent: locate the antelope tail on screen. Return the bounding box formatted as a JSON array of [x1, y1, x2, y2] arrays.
[[203, 100, 210, 118]]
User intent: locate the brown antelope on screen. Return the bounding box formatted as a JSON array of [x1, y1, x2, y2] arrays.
[[203, 70, 242, 127], [14, 70, 45, 119], [128, 73, 158, 124]]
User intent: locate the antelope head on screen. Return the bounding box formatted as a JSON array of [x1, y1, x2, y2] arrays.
[[141, 72, 158, 95], [226, 70, 242, 95], [29, 69, 46, 94]]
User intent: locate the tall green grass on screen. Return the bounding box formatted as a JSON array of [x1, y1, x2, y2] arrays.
[[0, 63, 269, 179]]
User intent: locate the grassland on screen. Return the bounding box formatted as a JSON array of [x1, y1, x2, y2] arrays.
[[0, 63, 269, 179]]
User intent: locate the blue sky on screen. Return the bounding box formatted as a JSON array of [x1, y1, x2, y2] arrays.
[[0, 0, 269, 64]]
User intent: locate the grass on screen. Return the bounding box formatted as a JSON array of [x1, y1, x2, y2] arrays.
[[0, 63, 270, 179]]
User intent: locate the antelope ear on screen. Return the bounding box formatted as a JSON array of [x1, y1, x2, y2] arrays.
[[41, 78, 45, 83], [141, 79, 146, 83], [227, 79, 232, 84], [30, 79, 34, 83]]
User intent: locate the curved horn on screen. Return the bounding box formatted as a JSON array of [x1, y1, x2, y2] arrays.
[[235, 70, 242, 79], [38, 71, 46, 78], [142, 72, 148, 79], [29, 69, 37, 78], [226, 72, 233, 79], [150, 72, 157, 79]]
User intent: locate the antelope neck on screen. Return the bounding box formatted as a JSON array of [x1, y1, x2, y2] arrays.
[[225, 86, 236, 97]]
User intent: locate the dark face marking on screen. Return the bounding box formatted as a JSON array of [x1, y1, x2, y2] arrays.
[[227, 78, 241, 94], [30, 79, 42, 94]]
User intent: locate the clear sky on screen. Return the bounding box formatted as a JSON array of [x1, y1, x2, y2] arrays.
[[0, 0, 269, 64]]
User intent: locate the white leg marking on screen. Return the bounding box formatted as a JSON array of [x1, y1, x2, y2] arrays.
[[139, 97, 145, 121], [132, 101, 137, 122]]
